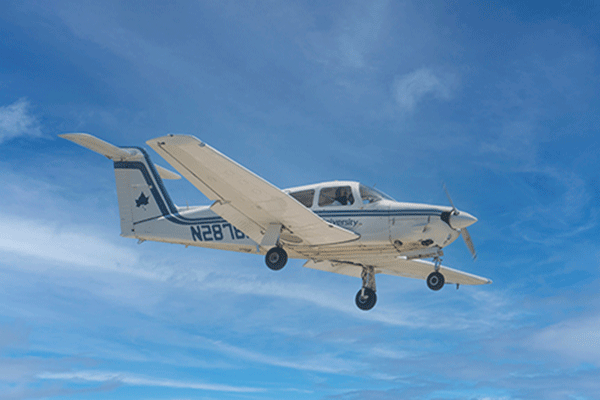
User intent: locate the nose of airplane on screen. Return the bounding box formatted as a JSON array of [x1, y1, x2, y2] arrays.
[[449, 211, 478, 230]]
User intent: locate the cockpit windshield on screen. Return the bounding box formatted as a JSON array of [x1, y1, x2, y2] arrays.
[[359, 184, 395, 204]]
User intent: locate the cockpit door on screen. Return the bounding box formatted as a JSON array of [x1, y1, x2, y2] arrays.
[[356, 186, 391, 245]]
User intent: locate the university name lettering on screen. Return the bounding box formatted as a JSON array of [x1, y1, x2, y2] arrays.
[[326, 218, 359, 228], [191, 223, 247, 241]]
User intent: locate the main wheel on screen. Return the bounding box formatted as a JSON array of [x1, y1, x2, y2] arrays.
[[265, 247, 287, 271], [355, 287, 377, 311], [426, 271, 445, 291]]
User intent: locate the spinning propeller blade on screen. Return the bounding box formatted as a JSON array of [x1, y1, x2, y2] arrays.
[[443, 183, 457, 214], [461, 227, 477, 260], [443, 183, 478, 260]]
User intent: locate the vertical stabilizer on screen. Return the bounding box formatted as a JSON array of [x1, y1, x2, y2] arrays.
[[60, 133, 179, 237], [113, 154, 172, 235]]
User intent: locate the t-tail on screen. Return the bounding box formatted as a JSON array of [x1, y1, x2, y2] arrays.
[[59, 133, 181, 237]]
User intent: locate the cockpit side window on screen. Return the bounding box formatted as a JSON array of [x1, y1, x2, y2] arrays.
[[289, 189, 315, 208], [359, 184, 394, 204], [318, 186, 355, 207]]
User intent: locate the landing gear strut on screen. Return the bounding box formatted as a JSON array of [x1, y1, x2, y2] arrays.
[[355, 265, 377, 311], [265, 247, 287, 271]]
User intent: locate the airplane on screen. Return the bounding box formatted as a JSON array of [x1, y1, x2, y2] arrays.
[[60, 133, 491, 311]]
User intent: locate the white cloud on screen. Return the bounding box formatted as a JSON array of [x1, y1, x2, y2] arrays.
[[530, 314, 600, 364], [0, 98, 42, 143], [393, 68, 453, 111], [38, 370, 264, 393]]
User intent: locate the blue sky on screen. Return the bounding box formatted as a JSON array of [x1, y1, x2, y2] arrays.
[[1, 1, 599, 399]]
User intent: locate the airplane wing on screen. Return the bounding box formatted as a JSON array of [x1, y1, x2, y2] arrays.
[[303, 258, 491, 286], [147, 134, 359, 247]]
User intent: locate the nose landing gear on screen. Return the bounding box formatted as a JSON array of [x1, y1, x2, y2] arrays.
[[355, 265, 377, 311]]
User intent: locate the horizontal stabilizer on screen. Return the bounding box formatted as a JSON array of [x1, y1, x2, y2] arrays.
[[60, 133, 181, 180], [154, 164, 181, 180], [59, 133, 139, 161]]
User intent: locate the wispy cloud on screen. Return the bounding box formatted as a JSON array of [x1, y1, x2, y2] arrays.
[[0, 98, 42, 143], [204, 337, 364, 375], [393, 68, 454, 111], [530, 313, 600, 364], [304, 0, 389, 70], [38, 370, 264, 393], [0, 212, 140, 273]]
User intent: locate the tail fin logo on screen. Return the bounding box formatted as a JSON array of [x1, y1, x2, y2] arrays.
[[136, 192, 150, 208]]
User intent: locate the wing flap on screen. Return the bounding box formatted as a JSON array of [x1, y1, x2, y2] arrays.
[[147, 135, 359, 247], [210, 201, 265, 244]]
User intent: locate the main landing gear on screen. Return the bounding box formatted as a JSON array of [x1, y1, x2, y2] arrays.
[[265, 247, 287, 271], [426, 257, 445, 291], [355, 265, 377, 311], [426, 271, 445, 290]]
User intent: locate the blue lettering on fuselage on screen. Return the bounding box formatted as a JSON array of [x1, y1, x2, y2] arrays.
[[325, 218, 359, 228], [191, 223, 247, 242]]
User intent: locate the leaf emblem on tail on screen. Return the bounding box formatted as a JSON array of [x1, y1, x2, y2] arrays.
[[135, 192, 149, 208]]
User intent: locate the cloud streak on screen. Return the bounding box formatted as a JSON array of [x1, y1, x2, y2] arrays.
[[38, 370, 264, 393]]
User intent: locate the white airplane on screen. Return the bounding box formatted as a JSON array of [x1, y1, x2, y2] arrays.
[[60, 133, 491, 311]]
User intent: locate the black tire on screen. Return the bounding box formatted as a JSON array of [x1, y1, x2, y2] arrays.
[[265, 247, 287, 271], [355, 287, 377, 311], [426, 271, 445, 291]]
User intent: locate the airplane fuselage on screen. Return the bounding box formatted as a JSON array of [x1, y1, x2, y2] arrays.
[[131, 181, 461, 263]]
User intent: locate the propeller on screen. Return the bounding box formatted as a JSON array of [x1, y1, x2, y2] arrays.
[[443, 184, 477, 260]]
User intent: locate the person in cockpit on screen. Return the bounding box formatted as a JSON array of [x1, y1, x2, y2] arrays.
[[333, 187, 353, 206]]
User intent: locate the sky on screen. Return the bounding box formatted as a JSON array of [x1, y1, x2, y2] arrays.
[[1, 1, 599, 399]]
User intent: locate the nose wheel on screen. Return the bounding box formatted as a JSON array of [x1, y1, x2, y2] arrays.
[[265, 247, 287, 271], [355, 265, 377, 311]]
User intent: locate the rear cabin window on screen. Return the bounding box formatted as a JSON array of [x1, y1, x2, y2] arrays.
[[318, 186, 355, 207], [289, 189, 315, 208]]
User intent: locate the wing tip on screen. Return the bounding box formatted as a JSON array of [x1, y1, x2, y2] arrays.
[[59, 132, 92, 140]]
